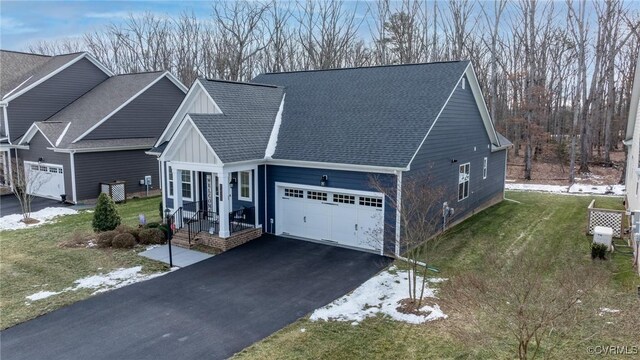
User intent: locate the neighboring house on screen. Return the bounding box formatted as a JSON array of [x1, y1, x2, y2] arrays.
[[151, 61, 511, 256], [623, 58, 640, 274], [0, 49, 187, 203]]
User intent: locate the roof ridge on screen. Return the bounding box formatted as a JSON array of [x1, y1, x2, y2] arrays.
[[201, 77, 281, 89], [259, 60, 470, 76], [0, 49, 51, 57], [116, 70, 166, 76]]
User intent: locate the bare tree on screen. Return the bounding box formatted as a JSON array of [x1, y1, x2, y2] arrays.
[[12, 159, 47, 223], [370, 174, 445, 310]]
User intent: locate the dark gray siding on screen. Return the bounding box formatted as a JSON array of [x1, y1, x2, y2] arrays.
[[74, 150, 159, 201], [7, 58, 108, 141], [403, 74, 506, 249], [265, 165, 397, 254], [84, 77, 184, 140], [17, 131, 73, 200]]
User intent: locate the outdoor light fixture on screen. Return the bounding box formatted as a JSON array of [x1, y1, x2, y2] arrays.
[[164, 208, 171, 221], [320, 175, 328, 187], [450, 158, 458, 164], [229, 177, 237, 188], [38, 157, 44, 163]]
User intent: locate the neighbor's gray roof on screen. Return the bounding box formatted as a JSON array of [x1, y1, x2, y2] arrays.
[[0, 50, 83, 99], [252, 61, 471, 168], [68, 137, 157, 150], [190, 79, 284, 163], [497, 133, 512, 147], [34, 121, 69, 145], [43, 71, 164, 148]]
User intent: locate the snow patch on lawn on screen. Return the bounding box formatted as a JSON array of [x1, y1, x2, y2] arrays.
[[25, 291, 62, 301], [310, 267, 447, 325], [598, 307, 621, 316], [0, 207, 78, 231], [506, 183, 625, 196], [25, 266, 169, 302]]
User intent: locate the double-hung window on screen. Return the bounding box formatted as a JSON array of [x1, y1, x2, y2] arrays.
[[458, 163, 470, 201], [238, 171, 252, 201], [181, 170, 192, 199]]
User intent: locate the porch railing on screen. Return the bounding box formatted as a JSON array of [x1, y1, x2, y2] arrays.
[[229, 206, 255, 234], [187, 209, 220, 245]]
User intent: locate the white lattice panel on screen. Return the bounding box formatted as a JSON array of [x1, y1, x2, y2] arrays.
[[588, 210, 622, 238], [111, 183, 126, 202]]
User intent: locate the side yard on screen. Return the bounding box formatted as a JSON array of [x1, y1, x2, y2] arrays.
[[235, 192, 640, 359], [0, 196, 167, 330]]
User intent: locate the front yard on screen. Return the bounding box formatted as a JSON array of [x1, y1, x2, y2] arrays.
[[0, 196, 168, 329], [235, 192, 639, 359], [1, 193, 638, 358]]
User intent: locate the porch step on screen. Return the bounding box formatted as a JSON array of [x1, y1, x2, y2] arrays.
[[170, 231, 198, 249]]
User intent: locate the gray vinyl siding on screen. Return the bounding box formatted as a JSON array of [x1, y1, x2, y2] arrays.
[[84, 77, 185, 140], [74, 150, 159, 201], [265, 165, 397, 254], [7, 58, 109, 141], [17, 131, 73, 200], [403, 74, 506, 249]]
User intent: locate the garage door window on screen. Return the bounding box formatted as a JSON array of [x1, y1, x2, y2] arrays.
[[333, 194, 355, 204], [359, 196, 382, 208], [307, 191, 327, 201], [284, 188, 304, 198]]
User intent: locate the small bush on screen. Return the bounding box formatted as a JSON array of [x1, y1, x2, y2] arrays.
[[145, 222, 160, 229], [112, 233, 136, 249], [96, 230, 118, 248], [115, 224, 140, 242], [138, 228, 166, 245], [92, 193, 121, 232], [591, 243, 608, 260]]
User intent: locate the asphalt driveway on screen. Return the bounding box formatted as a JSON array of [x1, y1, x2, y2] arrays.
[[1, 235, 391, 360], [0, 194, 65, 217]]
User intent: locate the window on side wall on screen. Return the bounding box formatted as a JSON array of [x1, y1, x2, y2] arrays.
[[238, 171, 252, 201], [458, 163, 470, 201], [181, 170, 192, 199], [168, 166, 174, 197], [483, 157, 488, 179]]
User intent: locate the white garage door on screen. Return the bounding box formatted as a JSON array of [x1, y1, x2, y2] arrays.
[[276, 184, 384, 253], [24, 161, 65, 200]]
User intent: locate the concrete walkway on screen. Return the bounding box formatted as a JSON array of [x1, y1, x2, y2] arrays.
[[139, 244, 213, 267]]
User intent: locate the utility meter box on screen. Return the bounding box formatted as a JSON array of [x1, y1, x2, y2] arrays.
[[144, 175, 152, 186], [593, 226, 613, 251]]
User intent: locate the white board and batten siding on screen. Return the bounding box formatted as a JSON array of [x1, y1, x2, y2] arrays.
[[167, 122, 220, 165]]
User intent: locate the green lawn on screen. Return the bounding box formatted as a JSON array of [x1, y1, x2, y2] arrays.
[[0, 196, 168, 330], [235, 192, 640, 359]]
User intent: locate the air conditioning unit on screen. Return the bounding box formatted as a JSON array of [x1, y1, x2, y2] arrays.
[[593, 226, 613, 251]]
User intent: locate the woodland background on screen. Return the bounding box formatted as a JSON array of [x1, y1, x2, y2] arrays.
[[26, 0, 640, 184]]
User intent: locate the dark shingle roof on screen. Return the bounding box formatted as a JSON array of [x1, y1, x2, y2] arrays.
[[252, 61, 470, 168], [68, 137, 157, 150], [496, 132, 512, 148], [1, 50, 84, 99], [44, 71, 164, 148], [191, 79, 284, 163]]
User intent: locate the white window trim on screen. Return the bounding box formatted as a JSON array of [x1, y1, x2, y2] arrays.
[[167, 165, 174, 198], [483, 157, 488, 180], [238, 170, 252, 202], [181, 170, 193, 201], [458, 162, 470, 202]]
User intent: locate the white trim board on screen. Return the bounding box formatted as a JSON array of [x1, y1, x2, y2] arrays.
[[72, 72, 185, 144], [18, 123, 55, 147], [154, 79, 223, 148]]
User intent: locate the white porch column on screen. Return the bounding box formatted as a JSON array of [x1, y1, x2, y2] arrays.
[[160, 159, 166, 216], [253, 165, 260, 228], [218, 170, 231, 238]]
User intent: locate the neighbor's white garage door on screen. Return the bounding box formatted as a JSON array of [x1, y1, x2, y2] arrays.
[[24, 161, 65, 200], [276, 184, 384, 253]]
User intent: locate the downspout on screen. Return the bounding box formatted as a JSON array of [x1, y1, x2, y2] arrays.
[[395, 170, 402, 257], [2, 103, 10, 142], [69, 150, 77, 204], [265, 165, 269, 233]]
